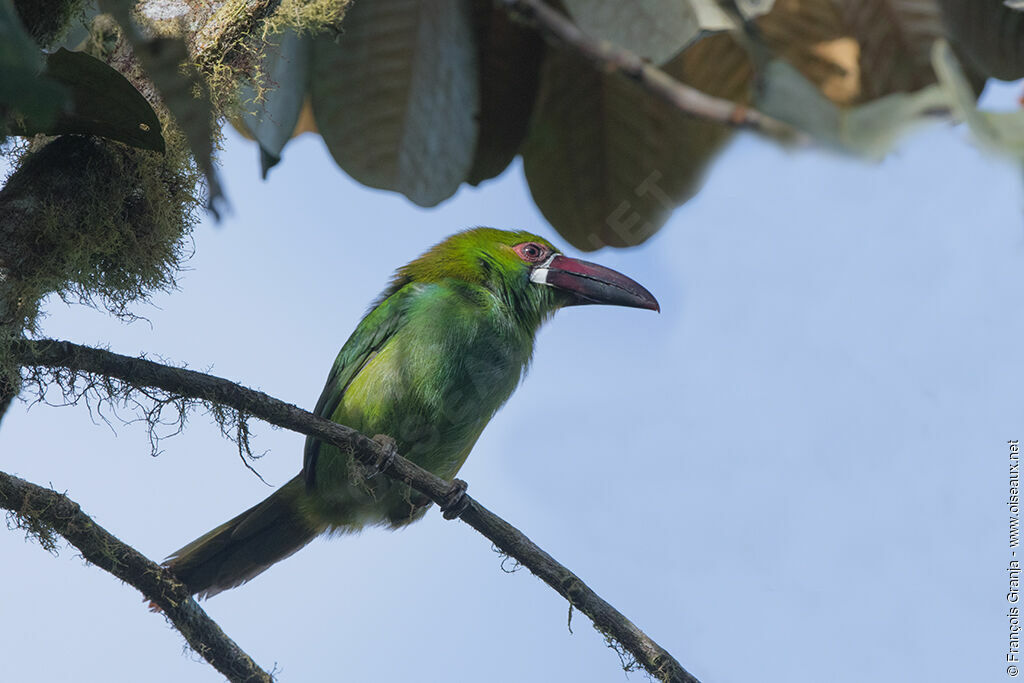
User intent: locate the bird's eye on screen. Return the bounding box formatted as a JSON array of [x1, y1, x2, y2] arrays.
[[514, 242, 548, 263]]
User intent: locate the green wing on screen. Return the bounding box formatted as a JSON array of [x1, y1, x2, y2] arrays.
[[302, 286, 413, 487]]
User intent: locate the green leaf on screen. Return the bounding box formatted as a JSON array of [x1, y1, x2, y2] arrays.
[[756, 57, 949, 156], [9, 48, 165, 152], [937, 0, 1024, 81], [0, 0, 68, 135], [755, 59, 840, 143], [310, 0, 479, 207], [932, 39, 1024, 156], [238, 28, 311, 177], [562, 0, 776, 65], [1, 0, 42, 65]]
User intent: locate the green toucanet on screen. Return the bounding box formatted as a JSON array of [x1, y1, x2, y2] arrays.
[[166, 228, 658, 597]]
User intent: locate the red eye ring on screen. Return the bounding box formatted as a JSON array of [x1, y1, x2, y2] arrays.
[[514, 242, 549, 263]]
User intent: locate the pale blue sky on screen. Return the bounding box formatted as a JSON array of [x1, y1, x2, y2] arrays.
[[2, 82, 1023, 682]]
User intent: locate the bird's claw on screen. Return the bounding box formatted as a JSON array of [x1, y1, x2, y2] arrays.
[[371, 434, 399, 473], [440, 478, 469, 520]]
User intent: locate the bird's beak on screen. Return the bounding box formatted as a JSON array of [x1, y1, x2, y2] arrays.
[[529, 254, 660, 312]]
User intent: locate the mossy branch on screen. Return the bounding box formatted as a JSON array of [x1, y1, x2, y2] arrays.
[[0, 470, 273, 683], [13, 337, 699, 683], [189, 0, 348, 69], [191, 0, 285, 68]]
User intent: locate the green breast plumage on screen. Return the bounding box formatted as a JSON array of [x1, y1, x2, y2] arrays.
[[301, 280, 534, 531]]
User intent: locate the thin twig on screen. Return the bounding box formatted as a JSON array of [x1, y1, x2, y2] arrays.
[[13, 337, 699, 683], [497, 0, 795, 138], [0, 470, 272, 683]]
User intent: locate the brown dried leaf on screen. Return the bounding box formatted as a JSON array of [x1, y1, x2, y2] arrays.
[[293, 95, 317, 136], [758, 0, 860, 104], [833, 0, 946, 100]]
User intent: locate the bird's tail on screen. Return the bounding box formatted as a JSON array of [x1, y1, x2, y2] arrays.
[[165, 474, 320, 598]]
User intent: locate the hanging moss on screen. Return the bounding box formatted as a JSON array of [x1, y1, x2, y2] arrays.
[[265, 0, 350, 36], [0, 124, 200, 329]]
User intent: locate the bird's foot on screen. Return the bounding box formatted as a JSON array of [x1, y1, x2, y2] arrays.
[[371, 434, 399, 473], [440, 478, 469, 520]]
